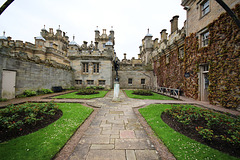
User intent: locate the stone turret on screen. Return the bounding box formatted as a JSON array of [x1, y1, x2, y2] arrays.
[[144, 29, 153, 50]]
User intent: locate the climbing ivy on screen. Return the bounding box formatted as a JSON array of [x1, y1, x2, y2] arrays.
[[155, 4, 240, 108]]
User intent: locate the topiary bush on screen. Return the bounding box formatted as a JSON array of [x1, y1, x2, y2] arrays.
[[132, 90, 153, 96], [76, 89, 99, 95]]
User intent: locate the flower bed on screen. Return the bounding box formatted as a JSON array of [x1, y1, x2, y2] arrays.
[[76, 89, 99, 95], [163, 106, 240, 157], [132, 89, 153, 96], [0, 101, 61, 142]]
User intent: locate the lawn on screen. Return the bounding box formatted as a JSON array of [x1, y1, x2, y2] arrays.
[[0, 103, 93, 160], [139, 104, 238, 160], [52, 90, 108, 99], [124, 90, 175, 100]]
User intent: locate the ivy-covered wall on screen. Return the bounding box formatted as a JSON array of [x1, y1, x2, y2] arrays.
[[155, 4, 240, 108], [184, 4, 240, 108], [154, 47, 184, 91]]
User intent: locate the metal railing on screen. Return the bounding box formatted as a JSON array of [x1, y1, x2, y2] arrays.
[[143, 85, 180, 100]]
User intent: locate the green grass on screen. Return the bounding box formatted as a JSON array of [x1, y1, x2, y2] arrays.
[[124, 90, 175, 100], [0, 103, 93, 160], [139, 104, 238, 160], [52, 90, 108, 99]]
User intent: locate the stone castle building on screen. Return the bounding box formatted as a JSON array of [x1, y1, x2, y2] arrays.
[[0, 26, 150, 99]]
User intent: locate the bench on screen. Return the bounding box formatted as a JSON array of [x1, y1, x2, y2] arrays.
[[52, 86, 64, 92]]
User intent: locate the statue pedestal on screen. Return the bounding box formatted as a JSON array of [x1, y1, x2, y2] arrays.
[[112, 81, 120, 102]]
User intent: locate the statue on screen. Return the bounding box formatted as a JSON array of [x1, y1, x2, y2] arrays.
[[113, 57, 119, 82]]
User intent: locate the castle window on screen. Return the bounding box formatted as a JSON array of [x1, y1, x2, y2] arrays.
[[128, 78, 133, 85], [201, 31, 209, 47], [99, 80, 105, 85], [141, 79, 145, 85], [93, 63, 99, 73], [83, 63, 89, 73], [103, 43, 106, 48], [201, 0, 210, 17], [166, 54, 170, 64], [87, 80, 94, 85], [75, 80, 82, 85], [49, 42, 53, 47], [179, 47, 184, 59]]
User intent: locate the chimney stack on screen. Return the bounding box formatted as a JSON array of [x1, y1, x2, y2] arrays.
[[160, 29, 167, 41], [170, 15, 179, 34], [124, 53, 126, 59]]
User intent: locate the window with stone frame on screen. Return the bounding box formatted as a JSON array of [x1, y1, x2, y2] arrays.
[[98, 80, 105, 85], [141, 79, 145, 85], [93, 63, 100, 73], [201, 0, 210, 17], [87, 80, 94, 85], [128, 78, 133, 85], [83, 63, 89, 73], [75, 80, 82, 85], [201, 31, 209, 47], [179, 47, 184, 59], [166, 54, 170, 64]]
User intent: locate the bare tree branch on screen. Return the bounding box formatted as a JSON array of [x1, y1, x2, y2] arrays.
[[215, 0, 240, 28], [0, 0, 14, 15]]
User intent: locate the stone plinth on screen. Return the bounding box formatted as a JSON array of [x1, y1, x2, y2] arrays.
[[112, 81, 120, 102]]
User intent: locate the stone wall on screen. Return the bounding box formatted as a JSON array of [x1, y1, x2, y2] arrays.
[[118, 64, 152, 89], [0, 54, 74, 97]]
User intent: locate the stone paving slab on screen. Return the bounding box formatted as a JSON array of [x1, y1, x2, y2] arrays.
[[115, 139, 154, 150], [86, 150, 126, 160]]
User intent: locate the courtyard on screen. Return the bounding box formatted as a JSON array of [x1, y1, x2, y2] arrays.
[[0, 89, 239, 160]]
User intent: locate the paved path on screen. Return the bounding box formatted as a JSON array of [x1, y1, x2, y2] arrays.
[[68, 90, 161, 160]]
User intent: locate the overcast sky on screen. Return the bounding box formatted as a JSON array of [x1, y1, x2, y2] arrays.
[[0, 0, 186, 60]]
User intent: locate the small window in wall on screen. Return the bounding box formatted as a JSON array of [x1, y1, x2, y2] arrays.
[[49, 42, 53, 47], [83, 63, 89, 73], [201, 0, 210, 17], [166, 54, 170, 64], [87, 80, 94, 85], [201, 31, 209, 47], [75, 80, 82, 85], [99, 80, 105, 85], [141, 79, 145, 85], [128, 78, 133, 85], [203, 65, 209, 72], [179, 47, 184, 59], [103, 43, 106, 48], [93, 63, 99, 73]]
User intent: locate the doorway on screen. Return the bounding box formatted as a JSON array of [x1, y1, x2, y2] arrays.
[[200, 65, 209, 101], [1, 70, 16, 99]]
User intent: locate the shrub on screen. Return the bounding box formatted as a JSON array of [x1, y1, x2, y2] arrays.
[[76, 89, 99, 95], [86, 86, 104, 90], [132, 90, 153, 96], [23, 90, 37, 97], [0, 98, 7, 102], [37, 89, 53, 95]]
